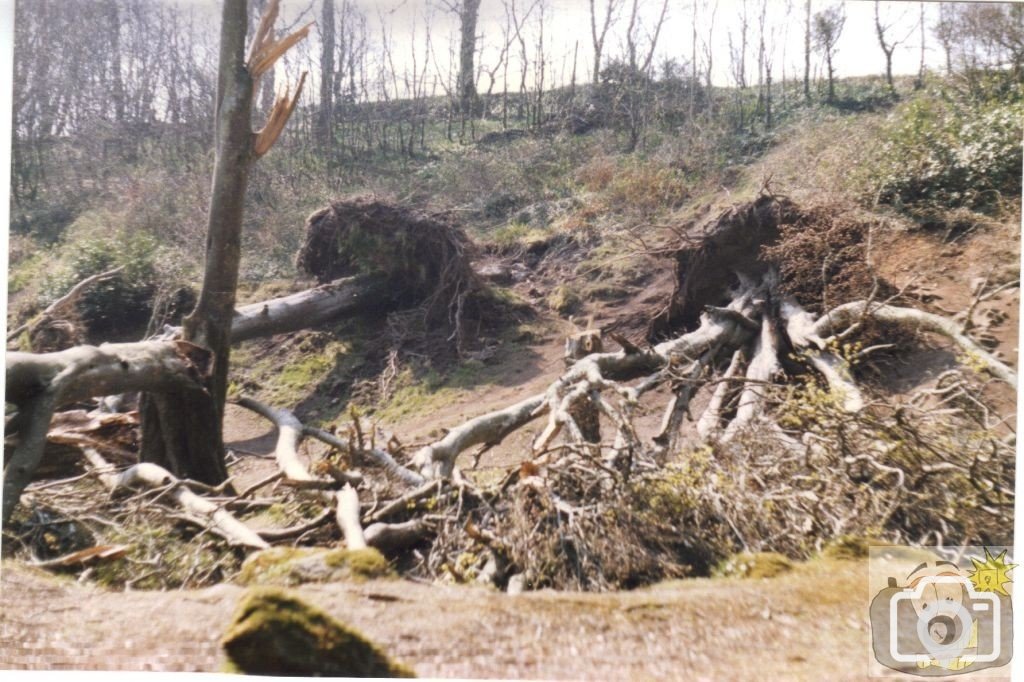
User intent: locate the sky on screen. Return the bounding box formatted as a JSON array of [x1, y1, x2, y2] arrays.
[[147, 0, 950, 98]]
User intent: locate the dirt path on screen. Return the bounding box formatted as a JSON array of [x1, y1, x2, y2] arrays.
[[1, 555, 873, 679]]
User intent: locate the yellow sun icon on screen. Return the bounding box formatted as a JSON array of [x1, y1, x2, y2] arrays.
[[968, 548, 1016, 596]]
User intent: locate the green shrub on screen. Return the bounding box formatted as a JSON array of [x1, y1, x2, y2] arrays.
[[873, 88, 1023, 213], [42, 220, 160, 339]]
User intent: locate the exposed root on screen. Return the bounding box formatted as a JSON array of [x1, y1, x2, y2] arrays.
[[295, 198, 481, 344], [813, 300, 1017, 387]]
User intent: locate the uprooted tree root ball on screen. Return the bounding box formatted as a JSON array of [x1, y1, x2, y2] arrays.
[[762, 202, 892, 313], [652, 194, 894, 340], [296, 197, 482, 342]]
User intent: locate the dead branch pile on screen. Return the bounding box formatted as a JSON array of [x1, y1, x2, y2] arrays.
[[296, 198, 480, 335]]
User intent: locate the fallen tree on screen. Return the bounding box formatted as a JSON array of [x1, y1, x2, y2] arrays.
[[230, 275, 387, 343], [3, 341, 213, 526]]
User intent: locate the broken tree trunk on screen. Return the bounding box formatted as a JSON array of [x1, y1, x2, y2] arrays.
[[141, 0, 308, 484], [4, 341, 212, 526]]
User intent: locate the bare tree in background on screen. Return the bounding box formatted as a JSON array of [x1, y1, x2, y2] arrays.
[[728, 0, 749, 129], [701, 0, 719, 115], [615, 0, 669, 151], [813, 4, 844, 104], [507, 0, 539, 124], [443, 0, 483, 116], [318, 0, 335, 146], [481, 5, 512, 121], [933, 3, 957, 77], [532, 0, 548, 129], [873, 1, 911, 94], [589, 0, 621, 85], [915, 2, 926, 90], [803, 0, 811, 103], [757, 0, 776, 129], [728, 0, 748, 90]]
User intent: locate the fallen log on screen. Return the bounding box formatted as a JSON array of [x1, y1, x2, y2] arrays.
[[3, 341, 212, 526], [364, 518, 434, 553], [229, 275, 386, 343]]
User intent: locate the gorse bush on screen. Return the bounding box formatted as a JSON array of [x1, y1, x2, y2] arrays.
[[874, 86, 1023, 214]]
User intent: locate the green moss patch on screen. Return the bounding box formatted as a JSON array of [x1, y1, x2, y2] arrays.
[[546, 284, 582, 316], [820, 535, 880, 561], [713, 552, 794, 579], [237, 546, 391, 587], [221, 587, 414, 677]]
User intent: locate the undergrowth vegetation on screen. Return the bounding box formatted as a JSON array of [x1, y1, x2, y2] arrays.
[[872, 80, 1023, 215]]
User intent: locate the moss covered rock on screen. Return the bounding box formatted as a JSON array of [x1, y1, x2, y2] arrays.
[[221, 587, 414, 677], [821, 535, 880, 561], [714, 552, 794, 579], [237, 546, 391, 587], [546, 284, 581, 316]]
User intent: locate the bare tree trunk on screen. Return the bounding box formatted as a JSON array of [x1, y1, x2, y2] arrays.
[[457, 0, 482, 116], [319, 0, 336, 147], [106, 0, 125, 123], [803, 0, 811, 103], [589, 0, 619, 84], [826, 51, 834, 103], [874, 1, 897, 93], [915, 2, 926, 90]]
